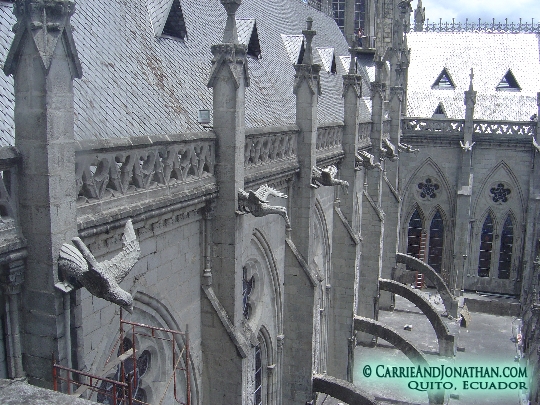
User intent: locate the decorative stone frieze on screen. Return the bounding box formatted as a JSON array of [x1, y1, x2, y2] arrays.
[[245, 130, 297, 167]]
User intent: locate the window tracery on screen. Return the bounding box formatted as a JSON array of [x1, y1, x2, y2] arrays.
[[490, 183, 511, 203], [428, 210, 444, 273], [243, 266, 255, 319], [417, 178, 439, 199], [498, 215, 514, 279], [478, 214, 494, 277]]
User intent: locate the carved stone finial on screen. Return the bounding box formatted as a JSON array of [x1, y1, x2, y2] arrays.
[[469, 68, 474, 91], [301, 17, 316, 65], [58, 219, 140, 313], [221, 0, 242, 44], [237, 185, 291, 230], [348, 35, 357, 75], [414, 0, 426, 32], [4, 0, 82, 78]]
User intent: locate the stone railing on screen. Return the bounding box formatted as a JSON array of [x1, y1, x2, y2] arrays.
[[0, 147, 20, 241], [316, 123, 344, 165], [75, 133, 216, 205], [244, 126, 299, 185], [473, 121, 536, 137], [421, 18, 540, 33], [402, 118, 464, 135]]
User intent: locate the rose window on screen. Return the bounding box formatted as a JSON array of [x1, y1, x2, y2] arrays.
[[490, 183, 511, 203], [417, 178, 439, 199]]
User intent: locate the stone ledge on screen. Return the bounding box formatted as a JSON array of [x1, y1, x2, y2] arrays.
[[0, 379, 97, 405]]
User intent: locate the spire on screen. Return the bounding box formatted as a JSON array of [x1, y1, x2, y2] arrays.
[[414, 0, 426, 32], [468, 68, 474, 91], [4, 0, 82, 77], [221, 0, 241, 44], [301, 17, 316, 65]]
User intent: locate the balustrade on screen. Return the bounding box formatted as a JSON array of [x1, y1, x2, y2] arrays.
[[402, 118, 464, 134], [244, 129, 297, 168], [473, 121, 536, 137]]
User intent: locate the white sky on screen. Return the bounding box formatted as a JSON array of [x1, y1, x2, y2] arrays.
[[419, 0, 540, 25]]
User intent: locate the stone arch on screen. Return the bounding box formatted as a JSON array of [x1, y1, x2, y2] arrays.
[[313, 198, 331, 374], [353, 316, 445, 405], [312, 374, 378, 405], [396, 253, 459, 317], [94, 292, 199, 405], [379, 279, 455, 357], [400, 158, 455, 270]]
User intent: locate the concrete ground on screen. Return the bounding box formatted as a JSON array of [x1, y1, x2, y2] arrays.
[[318, 289, 525, 405]]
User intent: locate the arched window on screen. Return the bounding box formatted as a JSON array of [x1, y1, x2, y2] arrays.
[[98, 337, 150, 404], [407, 209, 423, 259], [428, 210, 444, 273], [478, 213, 494, 277], [498, 216, 514, 279], [254, 343, 263, 405]]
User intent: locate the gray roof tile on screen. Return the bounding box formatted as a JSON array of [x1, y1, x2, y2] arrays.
[[406, 32, 540, 120], [0, 0, 351, 145]]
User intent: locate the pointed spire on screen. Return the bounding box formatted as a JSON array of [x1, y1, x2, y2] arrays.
[[468, 68, 474, 91], [4, 0, 82, 77], [301, 17, 316, 65], [414, 0, 426, 32], [221, 0, 242, 44]]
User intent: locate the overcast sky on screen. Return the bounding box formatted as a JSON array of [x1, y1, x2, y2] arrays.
[[419, 0, 540, 25]]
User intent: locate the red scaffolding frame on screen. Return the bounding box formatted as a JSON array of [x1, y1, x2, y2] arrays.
[[53, 310, 191, 405]]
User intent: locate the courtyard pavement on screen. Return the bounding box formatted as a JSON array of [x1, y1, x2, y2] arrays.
[[318, 289, 525, 405]]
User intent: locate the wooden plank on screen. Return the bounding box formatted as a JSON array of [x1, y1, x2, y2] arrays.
[[71, 348, 135, 398]]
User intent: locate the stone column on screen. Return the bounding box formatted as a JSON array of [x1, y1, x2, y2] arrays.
[[0, 259, 25, 379], [328, 46, 362, 381], [344, 0, 356, 44], [452, 70, 476, 303], [379, 86, 403, 310], [282, 17, 320, 405], [521, 93, 540, 299], [3, 0, 82, 386], [202, 1, 249, 403], [357, 61, 386, 344]]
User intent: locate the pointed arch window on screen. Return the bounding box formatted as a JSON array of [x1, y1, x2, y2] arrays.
[[428, 210, 444, 273], [407, 209, 423, 260], [254, 343, 263, 405], [498, 215, 514, 279], [478, 213, 495, 277]]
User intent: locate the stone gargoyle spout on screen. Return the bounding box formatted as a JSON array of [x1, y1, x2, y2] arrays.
[[311, 165, 349, 193], [238, 185, 291, 230], [58, 219, 140, 313]]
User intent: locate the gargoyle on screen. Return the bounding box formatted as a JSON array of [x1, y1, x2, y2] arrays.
[[398, 142, 419, 154], [311, 165, 349, 194], [355, 151, 382, 170], [381, 138, 399, 161], [238, 185, 291, 230], [460, 140, 475, 151], [58, 219, 140, 313]]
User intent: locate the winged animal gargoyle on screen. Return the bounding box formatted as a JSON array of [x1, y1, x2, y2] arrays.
[[58, 219, 140, 313], [311, 165, 349, 193], [381, 138, 399, 161], [238, 185, 291, 230], [356, 151, 381, 170], [398, 142, 419, 154]]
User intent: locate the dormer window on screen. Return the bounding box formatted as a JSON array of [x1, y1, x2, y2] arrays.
[[496, 70, 521, 91], [317, 48, 337, 74], [237, 19, 262, 59], [432, 68, 455, 90], [281, 34, 305, 65], [161, 0, 187, 40], [432, 103, 447, 118]]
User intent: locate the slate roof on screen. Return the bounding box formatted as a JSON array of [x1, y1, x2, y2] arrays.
[[0, 0, 373, 146], [406, 32, 540, 121]]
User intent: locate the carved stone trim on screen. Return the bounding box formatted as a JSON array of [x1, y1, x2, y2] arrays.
[[202, 284, 249, 358], [334, 206, 361, 245], [293, 64, 322, 96], [370, 82, 386, 101], [383, 175, 401, 203], [285, 238, 321, 287], [363, 189, 385, 221], [207, 43, 250, 89], [0, 259, 25, 295], [342, 75, 362, 99]]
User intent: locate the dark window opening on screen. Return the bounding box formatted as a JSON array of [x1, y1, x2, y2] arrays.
[[162, 0, 187, 40], [478, 213, 494, 277], [297, 41, 306, 65], [254, 344, 262, 405], [498, 216, 514, 279], [242, 267, 254, 319], [433, 103, 446, 117], [428, 210, 444, 273], [331, 55, 337, 74], [432, 68, 455, 89], [247, 23, 262, 59], [407, 209, 423, 268], [496, 70, 520, 91]]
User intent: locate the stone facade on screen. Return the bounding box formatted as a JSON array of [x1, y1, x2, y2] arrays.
[[0, 0, 538, 404]]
